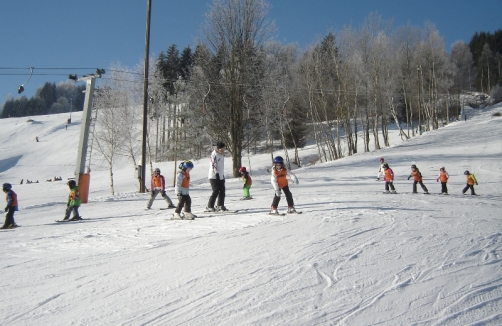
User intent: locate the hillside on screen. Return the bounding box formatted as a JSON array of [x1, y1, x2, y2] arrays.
[[0, 105, 501, 325]]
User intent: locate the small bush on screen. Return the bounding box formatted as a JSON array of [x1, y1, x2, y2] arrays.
[[492, 112, 501, 117]]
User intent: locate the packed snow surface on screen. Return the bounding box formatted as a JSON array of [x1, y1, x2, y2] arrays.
[[0, 105, 501, 325]]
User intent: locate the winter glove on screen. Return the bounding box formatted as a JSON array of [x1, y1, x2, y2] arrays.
[[161, 191, 166, 197], [176, 193, 182, 197], [376, 178, 380, 181], [4, 206, 8, 212], [475, 182, 478, 185], [243, 185, 246, 189], [436, 178, 439, 182], [275, 190, 281, 197], [407, 176, 411, 180], [151, 191, 155, 196], [215, 173, 220, 180], [67, 202, 70, 208]]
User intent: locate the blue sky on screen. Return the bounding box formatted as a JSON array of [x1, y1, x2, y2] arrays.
[[1, 0, 500, 101]]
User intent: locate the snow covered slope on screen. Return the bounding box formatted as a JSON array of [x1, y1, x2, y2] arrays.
[[0, 105, 501, 325]]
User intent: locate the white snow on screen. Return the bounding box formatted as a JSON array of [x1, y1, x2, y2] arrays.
[[0, 105, 501, 325]]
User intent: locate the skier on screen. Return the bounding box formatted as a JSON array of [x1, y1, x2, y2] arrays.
[[2, 183, 19, 229], [436, 166, 449, 194], [376, 157, 386, 181], [173, 160, 196, 220], [407, 164, 429, 194], [270, 156, 299, 214], [206, 142, 228, 212], [462, 170, 478, 195], [382, 163, 397, 194], [239, 166, 253, 200], [63, 180, 82, 221], [146, 168, 176, 210]]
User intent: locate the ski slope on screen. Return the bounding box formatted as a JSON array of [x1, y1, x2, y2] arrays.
[[0, 105, 501, 325]]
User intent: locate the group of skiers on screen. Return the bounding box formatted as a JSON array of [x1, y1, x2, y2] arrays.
[[377, 157, 479, 195], [146, 142, 300, 220], [1, 148, 481, 228]]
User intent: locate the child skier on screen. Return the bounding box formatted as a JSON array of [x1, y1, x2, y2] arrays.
[[239, 166, 253, 200], [377, 157, 386, 181], [270, 156, 299, 214], [173, 160, 196, 220], [63, 180, 82, 221], [146, 168, 176, 210], [436, 166, 449, 194], [462, 170, 478, 195], [382, 163, 397, 194], [2, 183, 19, 229], [407, 164, 429, 194]]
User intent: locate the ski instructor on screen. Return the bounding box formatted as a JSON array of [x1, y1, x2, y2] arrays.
[[206, 142, 228, 212]]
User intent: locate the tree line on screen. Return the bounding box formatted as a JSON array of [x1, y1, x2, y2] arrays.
[[93, 1, 502, 193], [1, 81, 86, 118]]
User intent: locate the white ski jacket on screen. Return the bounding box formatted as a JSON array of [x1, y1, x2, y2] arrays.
[[208, 149, 225, 180]]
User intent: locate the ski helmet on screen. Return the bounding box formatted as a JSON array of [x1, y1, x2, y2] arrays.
[[67, 180, 76, 188], [180, 160, 194, 170], [382, 163, 389, 168], [440, 166, 445, 171], [411, 164, 417, 169], [380, 157, 385, 162], [273, 156, 284, 164], [464, 170, 470, 175], [2, 183, 12, 191], [154, 168, 161, 174], [239, 167, 247, 174]]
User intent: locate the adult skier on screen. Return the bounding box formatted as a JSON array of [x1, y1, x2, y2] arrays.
[[206, 142, 228, 212]]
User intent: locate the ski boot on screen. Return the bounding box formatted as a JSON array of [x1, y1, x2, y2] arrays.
[[183, 212, 196, 220], [390, 190, 397, 194], [287, 207, 297, 214], [269, 207, 279, 215], [216, 206, 229, 212], [173, 212, 183, 220], [204, 207, 216, 212]]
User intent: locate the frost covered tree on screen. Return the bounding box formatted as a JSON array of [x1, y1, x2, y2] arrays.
[[195, 0, 273, 176]]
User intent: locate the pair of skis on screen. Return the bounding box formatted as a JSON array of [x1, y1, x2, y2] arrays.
[[55, 217, 83, 223], [269, 211, 303, 216]]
